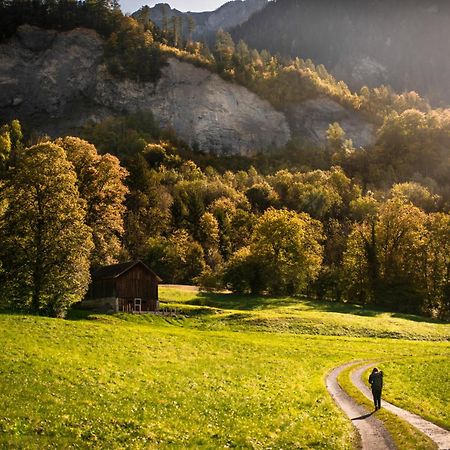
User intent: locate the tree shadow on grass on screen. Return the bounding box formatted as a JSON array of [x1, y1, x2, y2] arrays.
[[301, 299, 385, 317], [186, 292, 295, 311], [390, 312, 447, 324], [184, 292, 446, 325]]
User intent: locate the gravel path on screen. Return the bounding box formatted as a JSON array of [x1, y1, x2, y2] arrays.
[[326, 361, 396, 450], [352, 363, 450, 450]]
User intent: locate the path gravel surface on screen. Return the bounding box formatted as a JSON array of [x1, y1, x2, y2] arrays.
[[326, 361, 396, 450]]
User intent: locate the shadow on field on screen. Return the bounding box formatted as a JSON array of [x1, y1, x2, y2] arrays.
[[65, 309, 93, 320], [186, 292, 445, 324], [187, 292, 294, 311]]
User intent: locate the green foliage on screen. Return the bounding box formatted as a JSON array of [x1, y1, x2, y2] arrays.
[[223, 246, 263, 294], [0, 120, 23, 172], [373, 109, 450, 188], [55, 137, 129, 267], [224, 208, 324, 295], [0, 142, 93, 316], [145, 230, 206, 283], [343, 197, 449, 316], [0, 125, 11, 166], [104, 15, 167, 82]]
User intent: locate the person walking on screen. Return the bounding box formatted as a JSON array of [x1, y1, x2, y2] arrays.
[[369, 367, 383, 410]]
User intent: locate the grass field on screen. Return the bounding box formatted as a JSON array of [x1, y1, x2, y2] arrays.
[[0, 288, 448, 449]]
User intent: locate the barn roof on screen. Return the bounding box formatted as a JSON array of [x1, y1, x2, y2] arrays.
[[92, 260, 162, 282]]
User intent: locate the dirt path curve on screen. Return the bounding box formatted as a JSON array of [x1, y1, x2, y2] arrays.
[[326, 361, 396, 450], [352, 363, 450, 450]]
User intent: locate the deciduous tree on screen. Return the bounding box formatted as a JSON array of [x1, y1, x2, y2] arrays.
[[0, 142, 93, 316], [56, 137, 128, 267]]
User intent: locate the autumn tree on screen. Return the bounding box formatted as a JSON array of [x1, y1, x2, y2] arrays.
[[423, 213, 450, 317], [199, 211, 221, 268], [0, 142, 93, 316], [0, 119, 22, 172], [343, 197, 428, 312], [224, 208, 323, 295], [145, 230, 205, 283], [56, 137, 128, 267]]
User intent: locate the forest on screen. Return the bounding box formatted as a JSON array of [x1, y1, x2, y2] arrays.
[[0, 0, 449, 319]]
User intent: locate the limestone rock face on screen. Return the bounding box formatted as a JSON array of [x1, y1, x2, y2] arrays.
[[96, 58, 291, 155], [0, 25, 290, 155], [333, 56, 388, 90], [287, 97, 375, 148], [0, 25, 103, 121], [0, 25, 374, 153]]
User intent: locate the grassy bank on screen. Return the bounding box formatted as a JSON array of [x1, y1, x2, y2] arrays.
[[159, 287, 450, 341]]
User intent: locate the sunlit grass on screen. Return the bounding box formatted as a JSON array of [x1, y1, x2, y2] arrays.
[[159, 287, 450, 341], [0, 289, 448, 448]]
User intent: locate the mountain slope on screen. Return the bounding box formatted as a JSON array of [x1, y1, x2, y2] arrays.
[[133, 0, 268, 40], [231, 0, 450, 105], [0, 25, 289, 154]]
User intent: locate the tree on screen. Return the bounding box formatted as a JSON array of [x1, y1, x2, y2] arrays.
[[214, 28, 235, 73], [326, 122, 345, 153], [199, 211, 220, 268], [0, 124, 11, 168], [390, 182, 439, 212], [56, 137, 129, 267], [145, 230, 205, 283], [423, 213, 450, 317], [186, 14, 195, 43], [0, 142, 93, 316], [249, 208, 323, 295], [223, 247, 263, 294], [343, 197, 428, 312]]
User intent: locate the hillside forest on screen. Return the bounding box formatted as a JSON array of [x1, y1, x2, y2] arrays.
[[0, 1, 449, 319]]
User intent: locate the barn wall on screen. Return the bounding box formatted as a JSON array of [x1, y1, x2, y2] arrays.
[[115, 265, 159, 311], [116, 265, 154, 299], [86, 263, 159, 312], [88, 279, 115, 299]]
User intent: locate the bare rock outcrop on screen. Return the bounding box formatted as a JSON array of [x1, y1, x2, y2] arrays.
[[0, 25, 290, 155], [96, 58, 290, 155], [0, 25, 375, 153], [287, 97, 375, 148]]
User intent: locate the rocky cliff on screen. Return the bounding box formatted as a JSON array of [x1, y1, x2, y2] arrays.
[[0, 25, 374, 154], [0, 25, 289, 155], [287, 97, 374, 149]]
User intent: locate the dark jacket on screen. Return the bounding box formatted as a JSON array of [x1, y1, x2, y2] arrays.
[[369, 371, 383, 391]]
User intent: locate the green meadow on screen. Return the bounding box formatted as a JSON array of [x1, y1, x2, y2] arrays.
[[0, 288, 448, 449]]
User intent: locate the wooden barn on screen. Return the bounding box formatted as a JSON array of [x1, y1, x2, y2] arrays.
[[83, 260, 162, 313]]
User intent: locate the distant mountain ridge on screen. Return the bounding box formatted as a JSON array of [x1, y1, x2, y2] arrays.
[[230, 0, 450, 106], [132, 0, 267, 40]]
